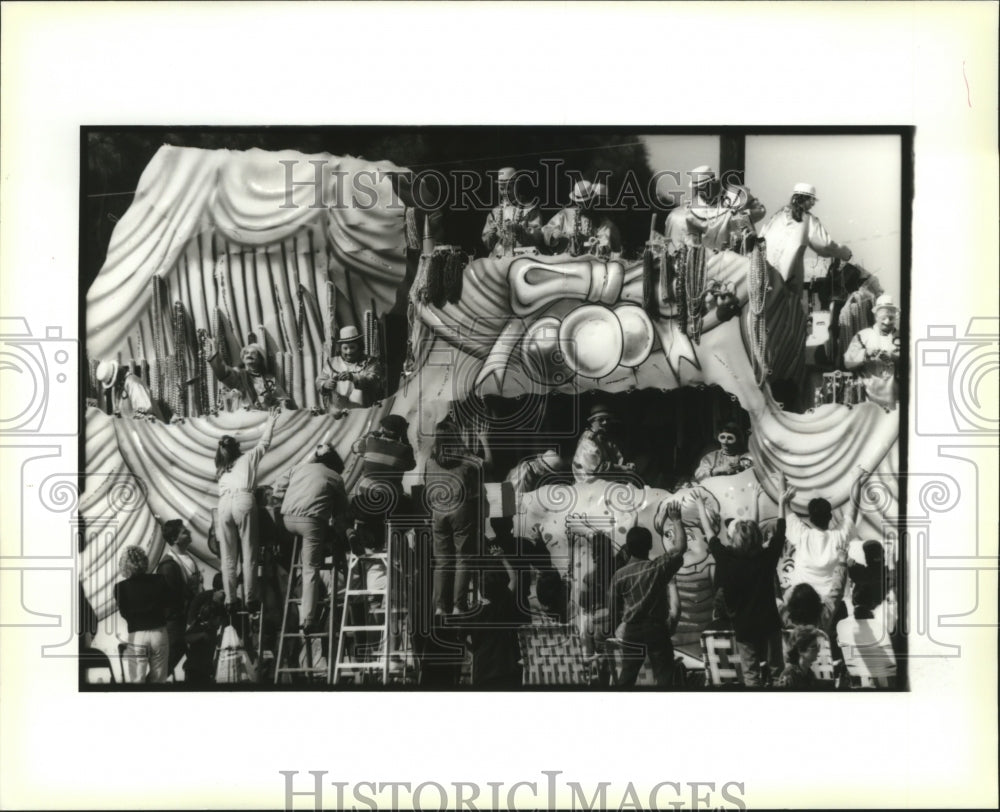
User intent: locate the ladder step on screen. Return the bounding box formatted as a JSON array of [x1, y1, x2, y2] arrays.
[[341, 625, 388, 632], [282, 632, 330, 639], [343, 589, 390, 597], [275, 667, 329, 674], [334, 662, 391, 670]]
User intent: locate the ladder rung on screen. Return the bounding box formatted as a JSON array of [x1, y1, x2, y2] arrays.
[[282, 631, 330, 639], [334, 662, 390, 670], [276, 667, 329, 674], [343, 589, 389, 596], [341, 625, 387, 632]]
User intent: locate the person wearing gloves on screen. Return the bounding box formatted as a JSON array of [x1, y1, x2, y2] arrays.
[[843, 294, 901, 410], [543, 180, 621, 258], [481, 166, 543, 258], [316, 326, 385, 414], [94, 359, 162, 420], [205, 336, 294, 412]]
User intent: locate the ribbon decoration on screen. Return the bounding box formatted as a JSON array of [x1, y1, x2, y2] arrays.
[[509, 258, 633, 316]]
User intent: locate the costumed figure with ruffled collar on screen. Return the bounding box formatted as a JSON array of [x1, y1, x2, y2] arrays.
[[206, 337, 294, 411]]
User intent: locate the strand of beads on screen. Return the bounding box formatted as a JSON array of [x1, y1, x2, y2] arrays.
[[748, 242, 769, 386], [685, 244, 707, 343]]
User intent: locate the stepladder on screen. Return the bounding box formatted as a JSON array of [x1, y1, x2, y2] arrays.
[[213, 536, 283, 684], [273, 533, 342, 685], [332, 520, 416, 685]]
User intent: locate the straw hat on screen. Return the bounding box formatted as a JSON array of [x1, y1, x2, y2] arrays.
[[336, 326, 363, 344], [569, 180, 594, 203], [95, 360, 119, 390], [690, 165, 716, 188], [792, 182, 817, 198], [497, 167, 516, 184]]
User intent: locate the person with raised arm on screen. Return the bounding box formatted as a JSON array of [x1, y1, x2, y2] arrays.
[[780, 469, 868, 605], [205, 336, 294, 412], [605, 499, 688, 687], [214, 407, 280, 614]]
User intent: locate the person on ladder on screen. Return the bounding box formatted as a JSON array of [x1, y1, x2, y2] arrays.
[[214, 407, 280, 622], [271, 442, 348, 636], [349, 415, 416, 669]]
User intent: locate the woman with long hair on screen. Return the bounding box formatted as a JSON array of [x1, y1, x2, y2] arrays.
[[424, 418, 486, 615], [114, 545, 171, 683], [215, 407, 279, 613]]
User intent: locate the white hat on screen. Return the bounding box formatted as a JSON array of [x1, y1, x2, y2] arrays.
[[541, 449, 563, 470], [690, 165, 716, 187], [336, 325, 363, 344], [569, 180, 594, 203], [95, 360, 119, 390], [872, 294, 899, 314], [592, 182, 608, 200], [792, 182, 817, 198], [497, 167, 516, 184]]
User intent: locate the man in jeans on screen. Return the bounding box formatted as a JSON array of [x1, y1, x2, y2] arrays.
[[271, 443, 348, 634], [605, 502, 687, 687]]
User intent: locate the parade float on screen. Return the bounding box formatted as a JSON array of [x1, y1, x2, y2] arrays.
[[82, 146, 900, 684]]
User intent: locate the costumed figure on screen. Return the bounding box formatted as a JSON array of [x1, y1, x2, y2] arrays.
[[95, 360, 162, 420], [214, 407, 279, 613], [543, 180, 622, 259], [663, 165, 766, 256], [571, 404, 635, 484], [694, 422, 754, 482], [391, 173, 446, 314], [316, 326, 386, 414], [758, 182, 852, 299], [506, 449, 571, 495], [206, 337, 294, 412], [843, 294, 900, 410], [481, 167, 543, 258]]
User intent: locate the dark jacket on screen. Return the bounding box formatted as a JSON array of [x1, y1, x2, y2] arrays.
[[114, 574, 171, 633], [708, 519, 786, 642]]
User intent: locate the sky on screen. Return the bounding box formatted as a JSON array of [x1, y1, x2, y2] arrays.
[[642, 134, 902, 301]]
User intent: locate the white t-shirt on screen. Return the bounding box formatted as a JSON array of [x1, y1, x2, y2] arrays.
[[785, 511, 855, 600]]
